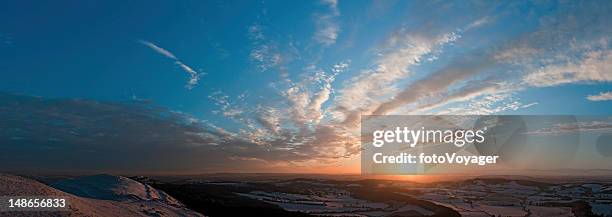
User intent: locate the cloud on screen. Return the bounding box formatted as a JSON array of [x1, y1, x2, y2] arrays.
[[331, 15, 507, 120], [526, 121, 612, 135], [494, 2, 612, 88], [139, 40, 177, 59], [523, 50, 612, 87], [250, 44, 282, 72], [247, 23, 287, 74], [405, 82, 507, 115], [288, 65, 340, 124], [322, 0, 337, 9], [139, 40, 203, 89], [334, 30, 460, 120], [313, 0, 341, 46], [451, 94, 535, 115], [255, 105, 281, 134], [372, 52, 495, 115], [332, 61, 349, 73], [0, 93, 327, 173], [208, 91, 245, 119], [411, 2, 612, 115], [465, 16, 493, 30], [587, 91, 612, 101], [314, 17, 340, 46], [202, 61, 358, 161]]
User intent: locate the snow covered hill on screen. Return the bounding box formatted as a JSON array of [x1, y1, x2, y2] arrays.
[[0, 174, 204, 217], [52, 174, 181, 205]]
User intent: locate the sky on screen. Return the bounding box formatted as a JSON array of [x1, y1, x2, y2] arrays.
[[0, 0, 611, 175]]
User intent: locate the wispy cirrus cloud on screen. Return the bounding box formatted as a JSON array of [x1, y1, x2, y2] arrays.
[[501, 3, 612, 89], [465, 16, 493, 30], [139, 40, 204, 90], [587, 91, 612, 101], [526, 121, 612, 135], [337, 18, 502, 118], [333, 30, 460, 124], [313, 0, 340, 46], [247, 23, 286, 77], [372, 51, 494, 115], [523, 49, 612, 87]]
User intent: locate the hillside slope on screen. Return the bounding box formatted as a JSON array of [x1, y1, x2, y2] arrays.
[[0, 174, 203, 217]]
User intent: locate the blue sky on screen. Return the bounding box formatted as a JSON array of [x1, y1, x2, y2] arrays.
[[0, 1, 611, 174]]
